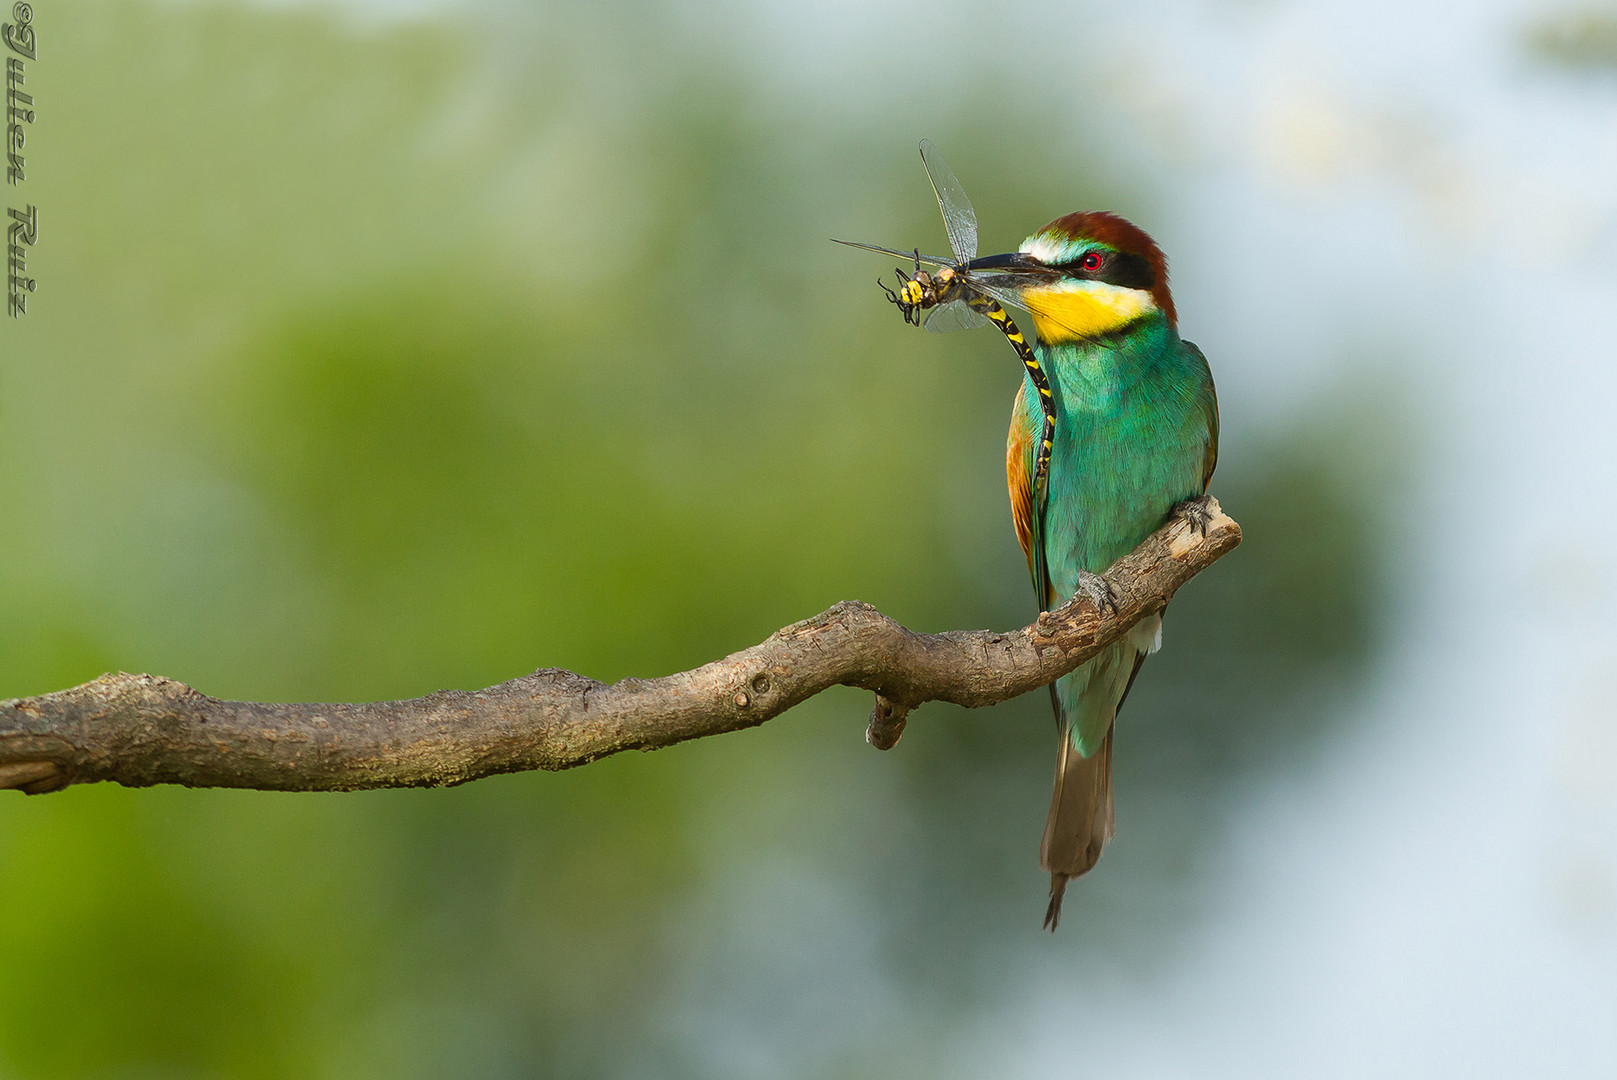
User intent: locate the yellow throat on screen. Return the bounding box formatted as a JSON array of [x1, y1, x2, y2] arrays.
[[1020, 281, 1157, 344]]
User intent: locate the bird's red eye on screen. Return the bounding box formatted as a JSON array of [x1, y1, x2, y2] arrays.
[[1080, 252, 1104, 271]]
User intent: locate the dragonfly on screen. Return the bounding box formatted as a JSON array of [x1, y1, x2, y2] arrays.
[[834, 140, 1062, 592]]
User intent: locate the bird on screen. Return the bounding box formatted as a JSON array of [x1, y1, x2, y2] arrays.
[[966, 212, 1218, 929]]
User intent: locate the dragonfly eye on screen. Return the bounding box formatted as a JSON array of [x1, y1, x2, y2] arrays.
[[1079, 252, 1105, 272]]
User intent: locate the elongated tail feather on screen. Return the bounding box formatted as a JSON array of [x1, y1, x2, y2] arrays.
[[1038, 622, 1157, 929], [1040, 725, 1114, 930]]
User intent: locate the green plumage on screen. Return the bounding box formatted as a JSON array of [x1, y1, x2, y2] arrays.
[[840, 183, 1217, 927], [990, 212, 1218, 928], [1017, 314, 1217, 756]]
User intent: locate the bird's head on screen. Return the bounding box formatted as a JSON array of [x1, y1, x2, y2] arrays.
[[967, 211, 1175, 344]]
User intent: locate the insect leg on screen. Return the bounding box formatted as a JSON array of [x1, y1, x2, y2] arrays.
[[878, 268, 924, 325]]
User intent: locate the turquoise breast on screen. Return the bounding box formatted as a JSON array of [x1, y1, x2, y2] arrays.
[[1024, 315, 1214, 599]]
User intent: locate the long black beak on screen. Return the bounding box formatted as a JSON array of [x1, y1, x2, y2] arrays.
[[965, 251, 1047, 273]]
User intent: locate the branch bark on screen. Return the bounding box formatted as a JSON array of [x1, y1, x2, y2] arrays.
[[0, 500, 1241, 794]]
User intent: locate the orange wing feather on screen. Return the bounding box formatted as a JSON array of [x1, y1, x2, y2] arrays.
[[1006, 388, 1037, 580]]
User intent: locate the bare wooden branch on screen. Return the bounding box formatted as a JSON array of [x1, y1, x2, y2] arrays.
[[0, 501, 1240, 794]]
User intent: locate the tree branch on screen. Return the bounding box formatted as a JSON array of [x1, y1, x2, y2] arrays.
[[0, 500, 1241, 794]]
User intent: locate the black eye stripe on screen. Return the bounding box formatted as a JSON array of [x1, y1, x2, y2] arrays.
[[1056, 250, 1156, 290]]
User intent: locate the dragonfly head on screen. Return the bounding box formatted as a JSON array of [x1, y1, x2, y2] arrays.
[[973, 212, 1176, 343]]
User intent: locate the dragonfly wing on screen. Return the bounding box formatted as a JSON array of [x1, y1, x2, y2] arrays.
[[971, 273, 1130, 344], [961, 273, 1147, 348], [919, 140, 978, 263], [922, 299, 991, 333], [963, 275, 1040, 322], [831, 238, 957, 268]]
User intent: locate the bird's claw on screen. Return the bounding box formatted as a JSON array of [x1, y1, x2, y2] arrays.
[[1076, 570, 1119, 615], [1171, 494, 1215, 537]]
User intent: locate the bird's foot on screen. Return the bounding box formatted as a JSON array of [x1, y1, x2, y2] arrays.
[[1076, 570, 1119, 616], [1171, 493, 1216, 537]]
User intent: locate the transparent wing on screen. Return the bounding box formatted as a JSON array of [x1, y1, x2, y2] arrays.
[[830, 238, 957, 268], [922, 299, 991, 333], [967, 273, 1113, 344], [957, 274, 1038, 321], [919, 139, 978, 263]]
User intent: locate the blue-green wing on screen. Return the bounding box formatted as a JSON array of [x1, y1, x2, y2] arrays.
[[1181, 340, 1220, 489]]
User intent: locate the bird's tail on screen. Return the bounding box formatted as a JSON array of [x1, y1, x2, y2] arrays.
[[1039, 724, 1114, 930]]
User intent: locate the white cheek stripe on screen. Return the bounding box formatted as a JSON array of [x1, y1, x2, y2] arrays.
[[1043, 277, 1155, 304]]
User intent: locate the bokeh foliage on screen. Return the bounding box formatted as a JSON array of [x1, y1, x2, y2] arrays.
[[1528, 5, 1617, 72], [0, 1, 1389, 1076]]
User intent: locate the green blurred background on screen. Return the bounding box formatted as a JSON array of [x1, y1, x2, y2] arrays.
[[4, 0, 1615, 1076]]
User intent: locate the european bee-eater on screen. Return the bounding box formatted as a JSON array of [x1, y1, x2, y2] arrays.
[[968, 212, 1218, 929]]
